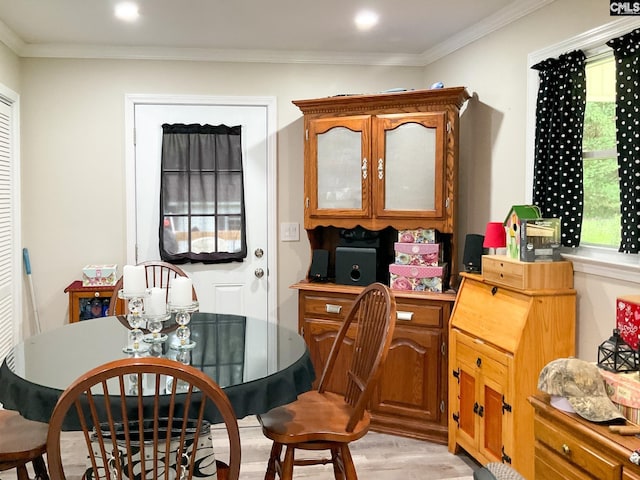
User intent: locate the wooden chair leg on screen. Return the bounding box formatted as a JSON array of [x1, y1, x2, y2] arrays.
[[280, 446, 295, 480], [265, 442, 282, 480], [331, 447, 346, 480], [16, 464, 30, 480], [339, 444, 357, 480], [32, 455, 49, 480]]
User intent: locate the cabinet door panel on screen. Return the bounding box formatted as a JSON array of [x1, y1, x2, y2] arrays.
[[374, 112, 446, 219], [308, 116, 371, 218], [372, 328, 441, 421], [458, 368, 476, 440], [482, 385, 505, 462], [302, 318, 355, 394]]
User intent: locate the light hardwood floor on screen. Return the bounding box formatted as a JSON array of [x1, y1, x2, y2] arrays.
[[3, 417, 480, 480]]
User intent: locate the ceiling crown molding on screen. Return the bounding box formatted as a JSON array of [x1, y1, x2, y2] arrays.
[[419, 0, 557, 64], [1, 0, 557, 66]]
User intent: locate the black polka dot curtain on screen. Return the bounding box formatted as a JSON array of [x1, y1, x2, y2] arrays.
[[607, 29, 640, 254], [531, 50, 586, 248]]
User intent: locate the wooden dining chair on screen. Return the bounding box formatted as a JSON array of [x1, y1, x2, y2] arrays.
[[107, 261, 198, 317], [257, 282, 397, 480], [46, 357, 241, 480], [0, 410, 49, 480]]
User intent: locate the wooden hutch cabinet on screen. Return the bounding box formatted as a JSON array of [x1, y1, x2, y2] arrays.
[[292, 87, 469, 443], [448, 256, 576, 480]]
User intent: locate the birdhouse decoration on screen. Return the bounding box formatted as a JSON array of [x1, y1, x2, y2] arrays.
[[503, 205, 541, 260], [597, 328, 638, 373]]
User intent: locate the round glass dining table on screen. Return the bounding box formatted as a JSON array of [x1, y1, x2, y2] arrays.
[[0, 313, 315, 429]]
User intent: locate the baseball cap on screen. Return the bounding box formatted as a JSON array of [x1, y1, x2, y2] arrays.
[[537, 357, 626, 424]]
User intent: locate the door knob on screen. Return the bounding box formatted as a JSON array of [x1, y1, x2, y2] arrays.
[[255, 268, 265, 278]]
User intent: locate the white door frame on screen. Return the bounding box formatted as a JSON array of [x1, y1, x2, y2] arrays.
[[123, 94, 278, 369]]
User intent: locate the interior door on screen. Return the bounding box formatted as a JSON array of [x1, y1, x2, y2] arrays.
[[132, 102, 269, 321]]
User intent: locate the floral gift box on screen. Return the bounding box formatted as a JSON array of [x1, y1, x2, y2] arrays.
[[394, 242, 440, 266], [389, 264, 446, 292]]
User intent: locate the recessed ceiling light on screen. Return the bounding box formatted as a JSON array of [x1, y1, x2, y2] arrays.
[[115, 2, 139, 22], [354, 10, 379, 31]]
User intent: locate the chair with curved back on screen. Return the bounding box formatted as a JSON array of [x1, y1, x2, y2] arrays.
[[257, 282, 397, 480], [46, 357, 241, 480], [0, 410, 49, 480], [107, 261, 198, 318]]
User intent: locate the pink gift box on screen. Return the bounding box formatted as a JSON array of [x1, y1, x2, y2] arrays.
[[394, 242, 439, 266], [397, 229, 437, 244], [616, 295, 640, 349], [389, 264, 446, 292]]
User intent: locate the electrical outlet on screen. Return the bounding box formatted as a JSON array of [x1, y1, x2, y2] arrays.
[[280, 222, 300, 242]]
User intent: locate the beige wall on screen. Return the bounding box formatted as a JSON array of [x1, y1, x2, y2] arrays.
[[6, 0, 638, 361], [0, 40, 19, 92], [17, 58, 423, 337]]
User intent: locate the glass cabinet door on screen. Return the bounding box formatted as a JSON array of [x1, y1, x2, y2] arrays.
[[307, 115, 371, 218], [374, 112, 446, 219]]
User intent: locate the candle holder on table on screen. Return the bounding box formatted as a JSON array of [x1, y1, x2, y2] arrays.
[[118, 289, 151, 354], [167, 301, 199, 350], [142, 312, 172, 344]]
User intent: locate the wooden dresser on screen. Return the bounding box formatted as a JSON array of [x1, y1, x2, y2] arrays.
[[448, 256, 576, 480], [530, 394, 640, 480], [293, 281, 456, 443]]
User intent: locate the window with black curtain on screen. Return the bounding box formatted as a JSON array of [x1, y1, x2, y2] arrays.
[[159, 123, 247, 264]]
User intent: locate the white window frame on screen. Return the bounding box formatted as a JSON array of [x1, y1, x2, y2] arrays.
[[526, 18, 640, 284], [0, 82, 22, 361]]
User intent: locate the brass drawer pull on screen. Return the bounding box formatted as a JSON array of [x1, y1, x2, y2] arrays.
[[397, 311, 414, 321], [561, 444, 571, 455], [325, 304, 342, 314]]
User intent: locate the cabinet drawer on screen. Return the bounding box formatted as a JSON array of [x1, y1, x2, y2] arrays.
[[455, 330, 511, 368], [301, 293, 355, 320], [534, 415, 619, 480], [535, 443, 598, 480], [482, 255, 573, 290], [395, 298, 444, 327]]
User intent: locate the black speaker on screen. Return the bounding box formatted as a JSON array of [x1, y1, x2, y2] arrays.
[[308, 249, 329, 282], [463, 234, 485, 273], [335, 247, 377, 286]]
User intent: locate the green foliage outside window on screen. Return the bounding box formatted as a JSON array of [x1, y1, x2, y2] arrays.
[[581, 57, 621, 247]]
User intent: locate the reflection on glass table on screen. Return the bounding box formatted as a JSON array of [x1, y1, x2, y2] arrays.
[[0, 313, 314, 429]]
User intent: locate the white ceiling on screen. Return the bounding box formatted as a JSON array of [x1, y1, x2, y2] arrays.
[[0, 0, 555, 65]]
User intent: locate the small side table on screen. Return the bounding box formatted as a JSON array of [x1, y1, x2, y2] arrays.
[[64, 281, 117, 323]]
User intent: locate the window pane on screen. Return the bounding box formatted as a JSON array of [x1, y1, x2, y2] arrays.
[[163, 173, 188, 214], [581, 55, 620, 247], [190, 172, 215, 214], [190, 216, 215, 253]]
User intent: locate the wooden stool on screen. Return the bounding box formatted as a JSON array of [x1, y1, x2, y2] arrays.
[[0, 410, 49, 480]]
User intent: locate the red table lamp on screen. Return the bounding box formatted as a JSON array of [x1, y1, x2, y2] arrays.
[[483, 222, 506, 254]]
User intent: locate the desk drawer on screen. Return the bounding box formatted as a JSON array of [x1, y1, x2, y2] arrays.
[[482, 255, 573, 290], [395, 298, 444, 327], [301, 293, 355, 321], [534, 415, 618, 480]]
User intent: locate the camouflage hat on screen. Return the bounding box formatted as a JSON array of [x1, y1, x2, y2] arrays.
[[537, 358, 626, 424]]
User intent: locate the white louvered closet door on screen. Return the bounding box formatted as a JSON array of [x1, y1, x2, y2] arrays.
[[0, 99, 15, 361]]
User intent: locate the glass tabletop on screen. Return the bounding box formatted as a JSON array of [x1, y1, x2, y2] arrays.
[[0, 312, 315, 427]]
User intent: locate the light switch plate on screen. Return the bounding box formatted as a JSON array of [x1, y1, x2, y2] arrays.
[[280, 222, 300, 242]]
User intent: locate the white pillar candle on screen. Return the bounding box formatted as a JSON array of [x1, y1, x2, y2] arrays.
[[170, 277, 192, 307], [123, 265, 146, 294], [145, 287, 166, 315]]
